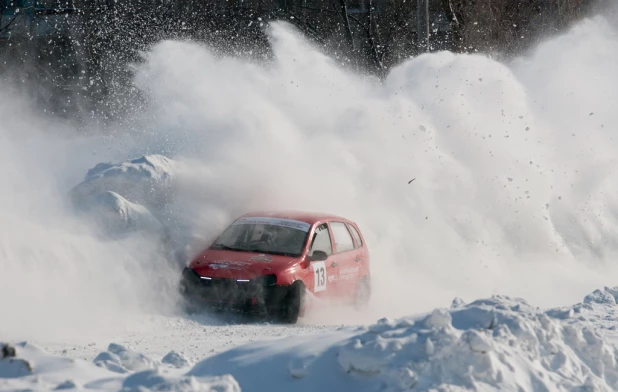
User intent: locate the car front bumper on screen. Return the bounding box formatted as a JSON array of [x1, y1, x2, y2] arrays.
[[179, 267, 289, 313]]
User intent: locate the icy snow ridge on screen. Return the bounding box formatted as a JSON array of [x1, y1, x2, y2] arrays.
[[5, 289, 618, 391], [189, 291, 618, 392], [336, 296, 618, 391]]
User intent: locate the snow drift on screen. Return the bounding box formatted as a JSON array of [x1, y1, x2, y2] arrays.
[[0, 342, 240, 391], [189, 288, 618, 391], [5, 288, 618, 391], [70, 155, 176, 214], [69, 155, 175, 240]]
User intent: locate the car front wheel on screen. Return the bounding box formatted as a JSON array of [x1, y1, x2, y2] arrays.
[[276, 280, 305, 324]]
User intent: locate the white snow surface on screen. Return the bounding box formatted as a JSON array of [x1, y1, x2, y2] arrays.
[[0, 341, 240, 391], [189, 289, 618, 392], [5, 288, 618, 391]]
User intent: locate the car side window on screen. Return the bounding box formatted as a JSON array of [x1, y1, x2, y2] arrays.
[[347, 223, 363, 248], [310, 223, 332, 256], [331, 221, 355, 253]]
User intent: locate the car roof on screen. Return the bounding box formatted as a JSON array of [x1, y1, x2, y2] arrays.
[[240, 210, 352, 225]]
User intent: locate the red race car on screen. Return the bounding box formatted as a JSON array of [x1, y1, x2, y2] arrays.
[[179, 211, 371, 323]]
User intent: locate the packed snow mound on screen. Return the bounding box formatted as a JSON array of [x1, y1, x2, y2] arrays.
[[69, 155, 177, 239], [162, 350, 192, 368], [78, 191, 166, 238], [582, 286, 618, 305], [0, 341, 239, 391], [70, 155, 176, 211], [0, 343, 32, 378], [5, 289, 618, 391], [189, 294, 618, 392], [93, 343, 158, 374]]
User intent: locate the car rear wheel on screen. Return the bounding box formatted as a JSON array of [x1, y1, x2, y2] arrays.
[[276, 280, 305, 324], [354, 276, 371, 310]]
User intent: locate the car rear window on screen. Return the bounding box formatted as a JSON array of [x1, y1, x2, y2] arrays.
[[330, 221, 355, 253]]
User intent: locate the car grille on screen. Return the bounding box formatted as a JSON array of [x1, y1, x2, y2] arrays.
[[182, 268, 277, 305]]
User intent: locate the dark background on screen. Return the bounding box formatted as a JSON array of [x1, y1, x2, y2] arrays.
[[0, 0, 603, 120]]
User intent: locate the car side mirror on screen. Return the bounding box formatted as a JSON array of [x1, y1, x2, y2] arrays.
[[308, 250, 328, 262]]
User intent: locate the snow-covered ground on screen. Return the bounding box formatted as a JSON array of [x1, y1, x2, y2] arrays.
[[2, 4, 618, 392], [5, 287, 618, 391], [38, 314, 338, 366]]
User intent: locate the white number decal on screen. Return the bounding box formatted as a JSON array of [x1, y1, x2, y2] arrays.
[[312, 261, 326, 292]]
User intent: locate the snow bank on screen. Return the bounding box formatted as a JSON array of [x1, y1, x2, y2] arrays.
[[0, 341, 239, 391], [189, 290, 618, 392], [5, 289, 618, 391], [78, 191, 166, 238], [69, 155, 176, 239], [70, 155, 176, 211]]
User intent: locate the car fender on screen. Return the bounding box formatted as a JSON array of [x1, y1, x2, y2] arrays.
[[274, 264, 303, 285]]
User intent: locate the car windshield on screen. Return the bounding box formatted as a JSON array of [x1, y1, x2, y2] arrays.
[[211, 217, 311, 257]]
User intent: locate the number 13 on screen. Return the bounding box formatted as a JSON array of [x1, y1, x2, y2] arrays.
[[312, 261, 326, 292]]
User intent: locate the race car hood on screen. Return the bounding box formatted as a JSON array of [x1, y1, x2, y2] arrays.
[[188, 249, 299, 280]]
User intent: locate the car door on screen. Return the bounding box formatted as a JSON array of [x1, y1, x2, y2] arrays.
[[328, 221, 361, 301], [346, 222, 367, 275], [307, 222, 339, 299]]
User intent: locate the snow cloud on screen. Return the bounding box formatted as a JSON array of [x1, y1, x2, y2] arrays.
[[1, 7, 618, 339]]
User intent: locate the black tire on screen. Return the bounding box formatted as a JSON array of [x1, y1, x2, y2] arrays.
[[178, 279, 202, 314], [276, 281, 305, 324], [354, 276, 371, 310]]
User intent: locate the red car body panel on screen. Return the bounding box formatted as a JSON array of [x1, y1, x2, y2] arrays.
[[185, 210, 370, 312], [190, 249, 298, 281]]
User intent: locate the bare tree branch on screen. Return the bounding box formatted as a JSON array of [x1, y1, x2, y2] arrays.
[[367, 0, 385, 74], [336, 0, 355, 49]]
